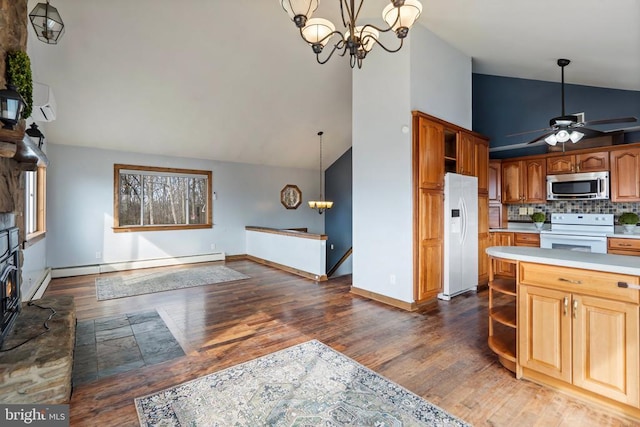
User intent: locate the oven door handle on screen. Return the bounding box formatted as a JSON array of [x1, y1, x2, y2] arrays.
[[541, 234, 606, 242]]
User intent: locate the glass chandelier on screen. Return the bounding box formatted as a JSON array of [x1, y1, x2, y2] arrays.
[[29, 0, 65, 45], [308, 131, 334, 214], [280, 0, 423, 68]]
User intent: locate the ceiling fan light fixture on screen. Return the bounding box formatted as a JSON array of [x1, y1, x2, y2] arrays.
[[570, 131, 584, 143], [556, 129, 570, 143], [544, 134, 558, 146]]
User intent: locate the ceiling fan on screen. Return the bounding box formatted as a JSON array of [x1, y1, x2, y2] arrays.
[[508, 59, 638, 148]]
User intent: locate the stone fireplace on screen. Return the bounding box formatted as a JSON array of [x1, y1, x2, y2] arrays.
[[0, 227, 20, 347]]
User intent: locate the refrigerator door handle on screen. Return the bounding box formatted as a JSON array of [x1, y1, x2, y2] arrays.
[[460, 197, 467, 244]]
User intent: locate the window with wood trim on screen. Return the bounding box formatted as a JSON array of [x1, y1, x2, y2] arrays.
[[25, 166, 46, 241], [113, 164, 212, 232]]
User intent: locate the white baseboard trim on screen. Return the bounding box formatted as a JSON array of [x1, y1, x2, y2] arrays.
[[51, 252, 226, 278], [24, 268, 52, 301]]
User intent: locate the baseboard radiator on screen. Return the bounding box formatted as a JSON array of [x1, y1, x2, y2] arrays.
[[51, 252, 226, 278]]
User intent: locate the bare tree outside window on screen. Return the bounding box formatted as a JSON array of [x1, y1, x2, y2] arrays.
[[114, 165, 212, 232]]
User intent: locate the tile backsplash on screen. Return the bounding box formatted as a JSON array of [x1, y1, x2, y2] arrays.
[[508, 200, 640, 222]]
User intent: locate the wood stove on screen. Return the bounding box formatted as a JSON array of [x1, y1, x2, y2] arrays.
[[0, 227, 20, 348]]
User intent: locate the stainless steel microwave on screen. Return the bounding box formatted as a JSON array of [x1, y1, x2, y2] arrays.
[[547, 171, 609, 200]]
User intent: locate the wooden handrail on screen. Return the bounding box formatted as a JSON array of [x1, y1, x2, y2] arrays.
[[328, 247, 353, 277]]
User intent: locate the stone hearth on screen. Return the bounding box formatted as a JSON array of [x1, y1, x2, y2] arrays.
[[0, 296, 75, 404]]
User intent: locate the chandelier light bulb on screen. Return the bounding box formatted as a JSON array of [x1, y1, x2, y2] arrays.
[[302, 18, 336, 47], [544, 134, 558, 146], [382, 0, 423, 37], [281, 0, 319, 26], [346, 26, 379, 52]]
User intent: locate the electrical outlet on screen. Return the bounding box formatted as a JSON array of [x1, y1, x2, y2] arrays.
[[527, 207, 535, 215], [330, 244, 334, 250], [390, 274, 396, 285], [95, 251, 101, 259], [210, 243, 216, 250], [519, 207, 527, 215]]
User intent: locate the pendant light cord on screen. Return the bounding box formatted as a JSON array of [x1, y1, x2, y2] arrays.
[[318, 131, 324, 200]]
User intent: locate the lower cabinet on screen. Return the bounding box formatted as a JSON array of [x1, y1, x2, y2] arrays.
[[608, 237, 640, 256], [518, 263, 640, 408]]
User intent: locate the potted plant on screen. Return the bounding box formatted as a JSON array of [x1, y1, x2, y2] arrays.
[[6, 51, 33, 119], [619, 212, 639, 234], [530, 212, 546, 230]]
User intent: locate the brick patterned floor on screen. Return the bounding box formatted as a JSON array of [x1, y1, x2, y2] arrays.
[[73, 310, 185, 385]]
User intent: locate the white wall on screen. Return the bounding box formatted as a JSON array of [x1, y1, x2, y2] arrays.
[[21, 237, 47, 300], [410, 25, 473, 129], [352, 45, 414, 303], [46, 144, 323, 268], [352, 24, 472, 304]]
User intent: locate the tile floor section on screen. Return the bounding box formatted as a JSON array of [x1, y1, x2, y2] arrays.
[[73, 310, 185, 385]]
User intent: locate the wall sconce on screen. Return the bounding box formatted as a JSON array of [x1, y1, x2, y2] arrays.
[[0, 86, 26, 130], [26, 123, 45, 149], [29, 1, 65, 45]]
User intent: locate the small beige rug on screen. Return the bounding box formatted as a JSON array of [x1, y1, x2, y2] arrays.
[[95, 265, 249, 300]]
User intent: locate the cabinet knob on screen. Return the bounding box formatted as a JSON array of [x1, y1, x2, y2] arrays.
[[573, 299, 578, 319], [563, 297, 568, 316]]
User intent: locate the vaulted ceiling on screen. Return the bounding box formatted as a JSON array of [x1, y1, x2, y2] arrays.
[[26, 0, 640, 169]]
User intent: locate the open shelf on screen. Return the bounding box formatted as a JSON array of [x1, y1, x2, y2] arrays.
[[488, 327, 516, 363], [489, 277, 516, 296], [490, 305, 517, 328]]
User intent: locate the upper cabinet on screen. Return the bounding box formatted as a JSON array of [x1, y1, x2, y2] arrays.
[[547, 151, 609, 174], [501, 159, 546, 204], [475, 137, 489, 194], [610, 147, 640, 202], [457, 131, 475, 176], [415, 116, 445, 190], [489, 160, 502, 203]]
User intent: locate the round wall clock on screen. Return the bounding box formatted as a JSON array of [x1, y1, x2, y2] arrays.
[[280, 184, 302, 209]]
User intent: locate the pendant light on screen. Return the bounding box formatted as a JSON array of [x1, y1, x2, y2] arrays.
[[308, 131, 333, 214], [29, 1, 65, 45]]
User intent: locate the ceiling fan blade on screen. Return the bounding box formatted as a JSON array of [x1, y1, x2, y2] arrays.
[[525, 131, 556, 145], [576, 127, 605, 138], [581, 116, 638, 127], [506, 127, 553, 137]]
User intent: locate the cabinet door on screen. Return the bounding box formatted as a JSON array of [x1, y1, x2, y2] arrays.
[[608, 237, 640, 256], [524, 159, 546, 203], [576, 151, 609, 173], [457, 131, 475, 176], [416, 117, 445, 190], [611, 148, 640, 202], [518, 285, 572, 383], [478, 194, 490, 284], [488, 160, 501, 202], [547, 156, 575, 174], [475, 137, 489, 194], [501, 160, 522, 203], [416, 189, 443, 301], [573, 295, 639, 407]]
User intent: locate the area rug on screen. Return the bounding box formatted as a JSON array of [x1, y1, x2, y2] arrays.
[[134, 340, 469, 426], [95, 265, 250, 300]]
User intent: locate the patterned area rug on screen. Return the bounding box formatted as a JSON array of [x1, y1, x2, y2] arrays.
[[95, 265, 249, 300], [134, 340, 469, 426]]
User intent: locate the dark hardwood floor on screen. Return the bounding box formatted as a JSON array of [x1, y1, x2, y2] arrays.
[[44, 260, 636, 426]]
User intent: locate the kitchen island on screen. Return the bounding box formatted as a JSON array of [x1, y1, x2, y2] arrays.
[[487, 246, 640, 420]]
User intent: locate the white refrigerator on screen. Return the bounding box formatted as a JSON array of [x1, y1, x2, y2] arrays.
[[438, 173, 478, 301]]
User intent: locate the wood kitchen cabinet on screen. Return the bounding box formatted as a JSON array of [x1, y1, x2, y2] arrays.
[[501, 158, 546, 204], [475, 137, 489, 194], [608, 237, 640, 256], [491, 232, 515, 277], [611, 147, 640, 202], [547, 151, 609, 174], [457, 131, 475, 176], [478, 194, 490, 285], [415, 189, 443, 301], [412, 111, 490, 303], [415, 116, 445, 190], [518, 262, 640, 408], [488, 159, 507, 229]]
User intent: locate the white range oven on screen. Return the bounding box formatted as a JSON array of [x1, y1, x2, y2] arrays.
[[540, 213, 614, 254]]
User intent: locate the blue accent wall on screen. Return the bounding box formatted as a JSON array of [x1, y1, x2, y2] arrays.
[[472, 74, 640, 159], [325, 147, 352, 272]]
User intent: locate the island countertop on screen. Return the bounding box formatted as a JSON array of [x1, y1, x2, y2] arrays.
[[486, 246, 640, 276]]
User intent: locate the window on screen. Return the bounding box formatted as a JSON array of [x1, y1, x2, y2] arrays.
[[25, 166, 46, 242], [113, 164, 212, 232]]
